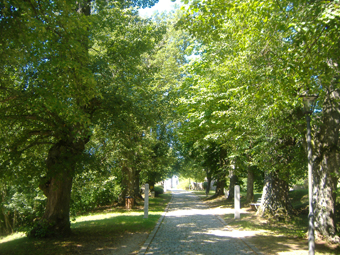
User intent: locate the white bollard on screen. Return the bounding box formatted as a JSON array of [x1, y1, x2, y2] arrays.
[[164, 181, 167, 192], [144, 183, 149, 218], [234, 185, 240, 219]]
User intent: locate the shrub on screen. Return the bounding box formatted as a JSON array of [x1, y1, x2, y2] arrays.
[[154, 186, 164, 196], [70, 173, 121, 216], [0, 180, 46, 236]]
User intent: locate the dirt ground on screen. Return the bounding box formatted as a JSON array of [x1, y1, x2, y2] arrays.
[[202, 195, 340, 255]]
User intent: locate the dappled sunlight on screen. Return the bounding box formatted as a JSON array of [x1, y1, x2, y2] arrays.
[[167, 207, 250, 217], [0, 232, 26, 244], [73, 210, 169, 224], [176, 222, 197, 228], [206, 229, 268, 238], [74, 211, 144, 223]]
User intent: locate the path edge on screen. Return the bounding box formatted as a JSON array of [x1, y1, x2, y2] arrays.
[[192, 192, 264, 255], [138, 192, 174, 255], [216, 215, 264, 255]]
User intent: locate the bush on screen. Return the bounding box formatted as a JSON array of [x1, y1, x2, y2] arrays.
[[70, 173, 121, 216], [154, 186, 164, 196]]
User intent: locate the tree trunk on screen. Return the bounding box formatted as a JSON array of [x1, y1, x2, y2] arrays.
[[246, 167, 254, 203], [257, 170, 292, 219], [227, 171, 238, 200], [133, 169, 143, 201], [118, 165, 136, 205], [205, 174, 212, 195], [215, 176, 226, 196], [38, 171, 73, 237], [313, 86, 340, 242], [0, 185, 12, 235], [2, 208, 12, 235], [30, 139, 88, 237]]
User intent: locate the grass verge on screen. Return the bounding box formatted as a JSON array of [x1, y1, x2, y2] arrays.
[[0, 193, 172, 255]]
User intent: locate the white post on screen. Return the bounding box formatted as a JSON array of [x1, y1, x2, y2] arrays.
[[234, 185, 240, 219], [164, 181, 167, 192], [144, 183, 149, 218]]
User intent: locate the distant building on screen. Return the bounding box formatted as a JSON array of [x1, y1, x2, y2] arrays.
[[164, 175, 179, 191]]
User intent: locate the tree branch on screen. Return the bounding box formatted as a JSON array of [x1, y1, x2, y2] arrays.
[[17, 141, 55, 154], [4, 115, 57, 128]]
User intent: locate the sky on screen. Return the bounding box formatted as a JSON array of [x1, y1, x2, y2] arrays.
[[138, 0, 182, 17]]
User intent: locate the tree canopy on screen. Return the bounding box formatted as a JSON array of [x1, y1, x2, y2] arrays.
[[1, 0, 340, 243]]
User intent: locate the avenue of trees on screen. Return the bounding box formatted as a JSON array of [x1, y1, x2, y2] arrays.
[[0, 0, 339, 244], [176, 0, 340, 243]]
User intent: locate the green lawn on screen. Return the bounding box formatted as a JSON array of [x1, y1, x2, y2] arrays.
[[0, 193, 171, 255]]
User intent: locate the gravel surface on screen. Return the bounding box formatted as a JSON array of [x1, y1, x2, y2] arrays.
[[139, 190, 262, 255]]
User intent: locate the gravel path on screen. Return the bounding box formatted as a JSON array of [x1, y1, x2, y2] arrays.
[[139, 190, 262, 255]]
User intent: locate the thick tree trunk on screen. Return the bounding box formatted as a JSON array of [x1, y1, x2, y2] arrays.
[[313, 86, 340, 242], [257, 170, 292, 219], [246, 167, 254, 203], [215, 176, 226, 196], [119, 165, 136, 205], [30, 139, 87, 237], [37, 171, 73, 237]]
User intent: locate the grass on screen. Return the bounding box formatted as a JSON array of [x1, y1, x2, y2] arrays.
[[0, 193, 171, 255]]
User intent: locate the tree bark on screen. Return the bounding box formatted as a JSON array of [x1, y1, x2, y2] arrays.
[[246, 167, 254, 203], [118, 165, 136, 205], [313, 86, 340, 242], [227, 171, 238, 200], [215, 147, 227, 196], [215, 176, 226, 196], [30, 138, 88, 237], [133, 169, 143, 201], [257, 170, 292, 219], [205, 173, 212, 195]]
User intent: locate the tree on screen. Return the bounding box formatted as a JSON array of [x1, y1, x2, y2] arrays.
[[291, 1, 340, 242], [0, 0, 162, 236], [178, 0, 340, 239]]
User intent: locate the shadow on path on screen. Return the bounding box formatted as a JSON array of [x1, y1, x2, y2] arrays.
[[143, 189, 260, 255]]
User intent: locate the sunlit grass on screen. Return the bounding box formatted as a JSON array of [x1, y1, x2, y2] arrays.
[[0, 232, 26, 244], [73, 210, 144, 223]]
